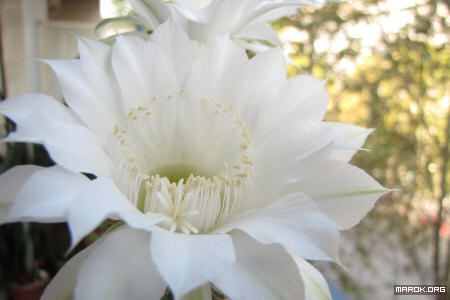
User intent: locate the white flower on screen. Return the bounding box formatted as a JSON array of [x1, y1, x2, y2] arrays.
[[99, 0, 326, 52], [0, 22, 387, 299]]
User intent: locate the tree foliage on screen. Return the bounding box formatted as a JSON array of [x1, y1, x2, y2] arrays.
[[275, 0, 449, 298]]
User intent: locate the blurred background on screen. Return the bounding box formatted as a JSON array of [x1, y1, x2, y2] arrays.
[[0, 0, 448, 299]]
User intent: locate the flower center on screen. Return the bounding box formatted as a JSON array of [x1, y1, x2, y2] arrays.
[[107, 92, 254, 233]]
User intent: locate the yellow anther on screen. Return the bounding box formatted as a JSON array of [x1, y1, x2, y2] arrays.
[[131, 165, 140, 175], [114, 124, 120, 135]]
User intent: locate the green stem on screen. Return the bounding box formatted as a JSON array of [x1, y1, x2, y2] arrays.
[[182, 284, 212, 300], [161, 284, 214, 300]]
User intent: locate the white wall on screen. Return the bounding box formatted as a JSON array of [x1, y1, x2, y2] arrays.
[[1, 0, 99, 99]]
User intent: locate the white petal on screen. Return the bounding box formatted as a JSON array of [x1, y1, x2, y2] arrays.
[[212, 231, 304, 300], [0, 93, 79, 124], [232, 0, 325, 35], [184, 34, 249, 106], [254, 0, 326, 22], [41, 235, 98, 300], [185, 41, 328, 147], [111, 35, 149, 110], [77, 37, 113, 78], [277, 75, 329, 127], [128, 0, 169, 29], [251, 120, 377, 216], [234, 22, 281, 44], [0, 94, 112, 176], [74, 227, 166, 300], [240, 59, 328, 147], [112, 22, 196, 111], [185, 0, 321, 43], [293, 255, 332, 300], [243, 42, 286, 87], [3, 166, 89, 224], [43, 56, 120, 141], [215, 193, 339, 261], [148, 21, 198, 91], [169, 1, 207, 22], [324, 121, 374, 162], [3, 111, 112, 176], [150, 229, 235, 299], [252, 125, 333, 198], [186, 0, 251, 42], [248, 5, 299, 23], [250, 127, 336, 210], [298, 160, 389, 229], [185, 35, 287, 125], [68, 178, 166, 247], [76, 37, 123, 134], [0, 165, 42, 221], [237, 46, 286, 114]]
